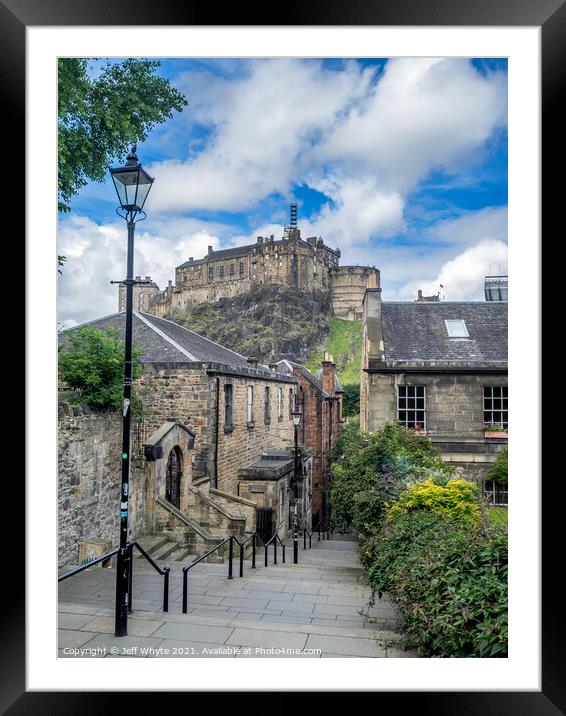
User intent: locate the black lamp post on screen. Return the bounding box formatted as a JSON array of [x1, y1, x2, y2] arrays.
[[291, 409, 302, 564], [109, 145, 154, 637]]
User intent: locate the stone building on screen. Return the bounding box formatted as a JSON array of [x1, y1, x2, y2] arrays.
[[58, 310, 306, 566], [275, 355, 343, 528], [143, 205, 378, 321], [360, 284, 508, 485], [117, 275, 160, 312]]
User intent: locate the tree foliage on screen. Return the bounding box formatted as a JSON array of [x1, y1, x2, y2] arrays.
[[341, 383, 360, 417], [58, 58, 187, 212], [58, 327, 143, 411], [368, 513, 508, 658], [387, 478, 481, 525], [329, 420, 453, 544], [486, 447, 508, 485]]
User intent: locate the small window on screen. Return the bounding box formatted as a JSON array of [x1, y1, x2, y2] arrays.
[[240, 262, 245, 276], [289, 388, 294, 418], [398, 385, 426, 429], [229, 264, 235, 277], [277, 387, 283, 420], [208, 266, 213, 280], [264, 387, 271, 424], [219, 266, 225, 278], [483, 386, 508, 429], [445, 320, 469, 338], [224, 383, 233, 427], [247, 385, 254, 424]]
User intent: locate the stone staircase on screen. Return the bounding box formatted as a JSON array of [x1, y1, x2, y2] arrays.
[[58, 533, 417, 658], [135, 534, 197, 564]]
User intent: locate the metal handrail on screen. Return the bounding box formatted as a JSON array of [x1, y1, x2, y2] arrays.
[[58, 548, 119, 582], [57, 540, 170, 613], [263, 529, 286, 566], [182, 536, 234, 614], [129, 541, 170, 613]]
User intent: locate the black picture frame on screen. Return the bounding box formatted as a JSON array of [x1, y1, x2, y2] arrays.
[[9, 0, 559, 709]]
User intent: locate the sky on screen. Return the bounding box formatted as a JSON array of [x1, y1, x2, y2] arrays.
[[58, 57, 508, 328]]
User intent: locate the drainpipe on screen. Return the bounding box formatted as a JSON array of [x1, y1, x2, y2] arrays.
[[214, 377, 220, 489]]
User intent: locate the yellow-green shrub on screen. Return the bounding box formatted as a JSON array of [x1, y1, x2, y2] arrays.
[[387, 478, 480, 524]]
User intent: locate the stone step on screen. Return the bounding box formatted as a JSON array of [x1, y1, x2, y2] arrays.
[[135, 535, 171, 558]]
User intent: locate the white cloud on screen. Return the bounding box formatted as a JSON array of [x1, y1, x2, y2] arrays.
[[397, 239, 508, 301], [58, 215, 223, 326], [301, 175, 405, 246], [147, 59, 374, 213], [317, 58, 507, 192]]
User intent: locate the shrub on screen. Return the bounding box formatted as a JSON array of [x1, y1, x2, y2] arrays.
[[387, 478, 481, 525], [486, 448, 508, 486], [58, 326, 143, 411], [328, 421, 454, 555], [368, 512, 508, 657], [341, 383, 360, 417]]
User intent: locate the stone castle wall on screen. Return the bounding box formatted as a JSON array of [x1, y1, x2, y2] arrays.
[[330, 266, 380, 320], [143, 236, 375, 322]]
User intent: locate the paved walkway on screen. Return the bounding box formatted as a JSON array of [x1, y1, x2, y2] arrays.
[[58, 535, 417, 658]]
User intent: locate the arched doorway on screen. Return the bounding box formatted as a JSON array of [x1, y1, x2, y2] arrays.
[[165, 446, 183, 509]]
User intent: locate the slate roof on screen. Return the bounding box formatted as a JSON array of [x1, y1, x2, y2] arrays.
[[380, 302, 507, 364], [276, 360, 335, 398], [59, 311, 252, 368]]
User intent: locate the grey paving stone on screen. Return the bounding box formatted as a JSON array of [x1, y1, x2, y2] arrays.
[[58, 612, 100, 630], [283, 584, 321, 595], [146, 640, 240, 657], [226, 628, 308, 650], [305, 634, 385, 657], [151, 621, 234, 644], [261, 614, 313, 625], [268, 601, 314, 615], [58, 630, 97, 649], [72, 633, 164, 655], [220, 597, 270, 610], [313, 604, 366, 617], [81, 615, 163, 637]]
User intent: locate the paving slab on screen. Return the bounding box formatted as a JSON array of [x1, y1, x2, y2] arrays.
[[58, 612, 100, 630], [305, 634, 386, 658], [226, 628, 308, 651], [81, 615, 163, 637], [58, 630, 98, 650], [151, 621, 234, 644]]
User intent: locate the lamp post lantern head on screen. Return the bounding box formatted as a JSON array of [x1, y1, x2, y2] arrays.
[[291, 410, 302, 428], [110, 144, 154, 217]]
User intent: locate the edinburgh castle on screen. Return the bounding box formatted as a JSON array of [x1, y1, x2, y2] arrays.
[[119, 204, 378, 321]]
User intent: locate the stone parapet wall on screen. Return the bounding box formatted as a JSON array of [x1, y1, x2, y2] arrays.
[[58, 402, 145, 568], [330, 266, 379, 320]]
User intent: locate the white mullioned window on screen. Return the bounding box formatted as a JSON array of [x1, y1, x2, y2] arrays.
[[397, 385, 426, 429], [247, 385, 254, 424], [483, 386, 508, 429]]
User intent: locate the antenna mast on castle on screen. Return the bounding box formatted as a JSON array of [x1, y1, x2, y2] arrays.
[[284, 202, 300, 240]]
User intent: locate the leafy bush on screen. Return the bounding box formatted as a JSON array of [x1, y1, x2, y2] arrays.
[[486, 448, 508, 486], [341, 383, 360, 417], [368, 512, 508, 657], [58, 327, 143, 411], [329, 421, 453, 552], [387, 478, 481, 525]]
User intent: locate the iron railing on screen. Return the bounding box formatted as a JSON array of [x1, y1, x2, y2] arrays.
[[263, 530, 286, 566], [58, 539, 170, 613], [182, 536, 234, 614]]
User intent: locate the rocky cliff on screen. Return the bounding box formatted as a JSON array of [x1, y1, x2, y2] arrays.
[[170, 284, 332, 364]]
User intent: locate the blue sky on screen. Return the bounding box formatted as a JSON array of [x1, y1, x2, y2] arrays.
[[59, 57, 508, 327]]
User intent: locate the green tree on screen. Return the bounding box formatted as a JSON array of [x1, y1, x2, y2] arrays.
[[341, 383, 360, 417], [58, 327, 143, 411], [58, 58, 187, 213], [486, 447, 508, 485]]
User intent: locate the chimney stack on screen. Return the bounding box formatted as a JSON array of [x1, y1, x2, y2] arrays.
[[321, 353, 336, 395], [247, 356, 258, 367], [208, 246, 213, 255]]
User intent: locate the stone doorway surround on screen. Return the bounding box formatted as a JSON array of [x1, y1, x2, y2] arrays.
[[143, 421, 196, 532]]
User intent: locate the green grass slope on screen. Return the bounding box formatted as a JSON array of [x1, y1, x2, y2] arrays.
[[306, 317, 363, 385]]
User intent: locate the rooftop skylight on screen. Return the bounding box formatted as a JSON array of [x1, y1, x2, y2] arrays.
[[445, 319, 469, 338]]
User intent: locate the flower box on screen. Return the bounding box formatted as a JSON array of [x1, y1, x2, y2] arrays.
[[484, 430, 508, 439]]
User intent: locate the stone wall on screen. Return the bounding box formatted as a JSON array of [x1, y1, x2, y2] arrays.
[[330, 266, 379, 320], [363, 371, 508, 481], [58, 402, 145, 567], [136, 364, 296, 499]]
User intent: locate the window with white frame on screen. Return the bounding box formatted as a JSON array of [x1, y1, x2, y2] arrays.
[[397, 385, 426, 429], [224, 383, 233, 427], [483, 480, 508, 506], [483, 386, 508, 429], [247, 385, 254, 424], [264, 386, 271, 424], [445, 319, 469, 338]]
